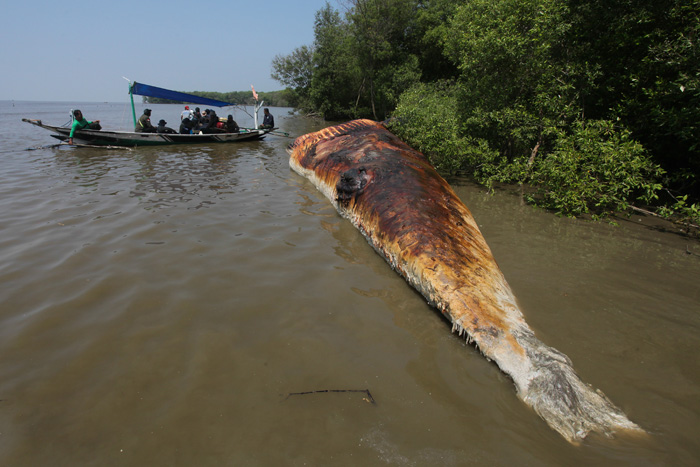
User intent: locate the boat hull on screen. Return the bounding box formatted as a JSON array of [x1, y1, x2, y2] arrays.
[[23, 119, 270, 147]]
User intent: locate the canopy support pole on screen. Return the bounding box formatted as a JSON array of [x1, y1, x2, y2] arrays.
[[129, 84, 137, 129], [124, 77, 137, 129], [254, 100, 264, 129]]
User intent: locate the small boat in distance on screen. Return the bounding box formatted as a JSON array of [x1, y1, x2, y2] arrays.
[[22, 80, 275, 147]]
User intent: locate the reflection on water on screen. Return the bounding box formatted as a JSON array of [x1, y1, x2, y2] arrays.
[[0, 100, 699, 465], [51, 147, 246, 212]]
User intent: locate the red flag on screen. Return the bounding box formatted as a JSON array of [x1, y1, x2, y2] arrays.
[[251, 85, 259, 101]]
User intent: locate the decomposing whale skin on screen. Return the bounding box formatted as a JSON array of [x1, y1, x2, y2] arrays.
[[286, 119, 643, 442]]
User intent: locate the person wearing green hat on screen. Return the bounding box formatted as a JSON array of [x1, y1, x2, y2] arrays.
[[136, 109, 156, 133]]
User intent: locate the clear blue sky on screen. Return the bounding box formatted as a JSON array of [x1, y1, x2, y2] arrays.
[[2, 0, 333, 102]]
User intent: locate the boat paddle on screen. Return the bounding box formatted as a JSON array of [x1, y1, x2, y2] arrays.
[[269, 130, 293, 138], [25, 143, 65, 151]]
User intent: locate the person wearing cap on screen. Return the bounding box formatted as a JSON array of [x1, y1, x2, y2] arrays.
[[181, 105, 192, 121], [156, 119, 177, 134], [136, 109, 156, 133]]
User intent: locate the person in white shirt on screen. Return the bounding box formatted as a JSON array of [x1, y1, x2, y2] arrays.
[[181, 105, 192, 121]]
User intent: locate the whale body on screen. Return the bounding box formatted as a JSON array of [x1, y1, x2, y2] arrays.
[[287, 119, 642, 442]]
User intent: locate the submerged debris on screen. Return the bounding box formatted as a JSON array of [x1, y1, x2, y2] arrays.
[[285, 389, 376, 404]]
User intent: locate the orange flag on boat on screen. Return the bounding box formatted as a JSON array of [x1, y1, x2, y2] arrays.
[[251, 85, 259, 101]]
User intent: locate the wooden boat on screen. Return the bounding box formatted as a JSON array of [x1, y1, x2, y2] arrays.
[[22, 81, 274, 147], [22, 118, 271, 147]]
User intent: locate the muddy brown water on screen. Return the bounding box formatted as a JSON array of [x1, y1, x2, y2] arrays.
[[1, 101, 699, 465]]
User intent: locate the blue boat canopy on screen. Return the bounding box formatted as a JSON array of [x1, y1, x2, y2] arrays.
[[129, 82, 234, 107]]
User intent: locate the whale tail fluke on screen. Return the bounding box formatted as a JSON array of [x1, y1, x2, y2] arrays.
[[514, 331, 644, 442]]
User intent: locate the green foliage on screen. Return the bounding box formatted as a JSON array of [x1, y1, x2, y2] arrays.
[[390, 81, 500, 176], [412, 0, 460, 81], [444, 0, 571, 107], [272, 0, 424, 120], [373, 56, 422, 117], [309, 4, 361, 120], [270, 0, 699, 226], [658, 195, 700, 236], [347, 0, 422, 119], [525, 121, 665, 217], [443, 0, 595, 169], [568, 0, 700, 195], [271, 45, 315, 111], [271, 45, 314, 92], [391, 84, 667, 221]]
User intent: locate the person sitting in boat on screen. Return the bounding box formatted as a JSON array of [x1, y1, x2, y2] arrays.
[[260, 108, 274, 129], [195, 109, 209, 132], [199, 109, 224, 134], [156, 119, 177, 134], [180, 105, 192, 121], [136, 109, 156, 133], [216, 117, 226, 131], [225, 115, 239, 133], [68, 109, 101, 145], [191, 107, 202, 127], [179, 117, 194, 134]]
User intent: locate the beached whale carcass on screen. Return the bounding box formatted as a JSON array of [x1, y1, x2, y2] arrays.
[[286, 119, 642, 442]]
